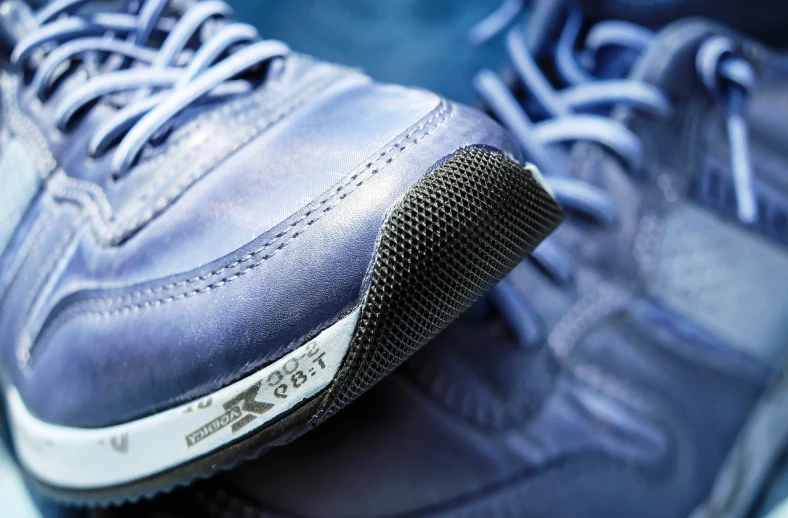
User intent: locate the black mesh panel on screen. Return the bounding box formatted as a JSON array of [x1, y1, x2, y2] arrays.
[[314, 147, 563, 422]]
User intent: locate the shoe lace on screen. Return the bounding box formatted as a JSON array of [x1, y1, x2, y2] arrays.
[[473, 5, 757, 347], [9, 0, 289, 177]]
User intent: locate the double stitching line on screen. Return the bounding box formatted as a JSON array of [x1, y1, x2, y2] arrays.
[[18, 215, 87, 368], [100, 71, 350, 246], [32, 101, 454, 356]]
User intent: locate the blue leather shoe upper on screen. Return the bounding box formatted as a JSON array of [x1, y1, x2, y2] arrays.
[[0, 0, 522, 428]]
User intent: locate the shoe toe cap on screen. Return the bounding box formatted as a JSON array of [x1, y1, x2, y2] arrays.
[[16, 80, 554, 429]]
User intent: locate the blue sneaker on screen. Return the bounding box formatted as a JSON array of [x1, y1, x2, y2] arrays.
[[0, 0, 562, 505], [115, 2, 788, 517]]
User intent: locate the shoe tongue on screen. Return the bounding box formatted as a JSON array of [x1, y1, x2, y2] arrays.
[[568, 17, 732, 183], [625, 18, 731, 99], [576, 19, 788, 364], [534, 20, 721, 303]]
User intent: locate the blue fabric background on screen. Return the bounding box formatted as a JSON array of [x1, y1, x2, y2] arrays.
[[230, 0, 509, 104]]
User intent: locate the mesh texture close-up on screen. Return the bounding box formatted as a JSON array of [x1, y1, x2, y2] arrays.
[[315, 147, 563, 421]]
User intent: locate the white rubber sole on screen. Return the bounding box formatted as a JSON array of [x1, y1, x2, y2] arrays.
[[5, 307, 360, 490]]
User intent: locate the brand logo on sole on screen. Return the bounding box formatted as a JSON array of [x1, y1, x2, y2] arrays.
[[185, 381, 273, 447]]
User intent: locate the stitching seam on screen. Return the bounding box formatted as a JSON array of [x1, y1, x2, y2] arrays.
[[99, 71, 349, 245], [37, 101, 453, 339], [0, 74, 57, 176], [58, 174, 113, 221], [19, 216, 85, 367], [49, 172, 108, 232]]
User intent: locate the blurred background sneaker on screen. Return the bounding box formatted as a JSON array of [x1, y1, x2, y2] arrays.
[[221, 0, 788, 109], [97, 0, 788, 517]]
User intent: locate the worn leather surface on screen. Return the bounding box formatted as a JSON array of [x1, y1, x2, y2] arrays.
[[0, 52, 523, 428]]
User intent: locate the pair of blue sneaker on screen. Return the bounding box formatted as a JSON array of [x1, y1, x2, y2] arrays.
[[1, 0, 788, 517]]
